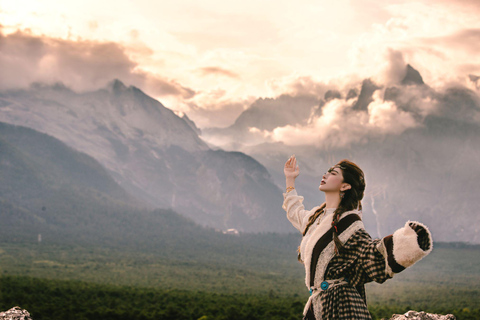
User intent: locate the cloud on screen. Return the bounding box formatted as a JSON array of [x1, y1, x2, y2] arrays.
[[367, 93, 418, 134], [426, 0, 480, 12], [376, 49, 408, 86], [145, 77, 195, 99], [170, 7, 281, 52], [423, 28, 480, 55], [186, 101, 248, 129], [0, 28, 265, 130], [202, 53, 480, 150], [185, 91, 254, 128], [433, 86, 480, 123], [345, 1, 480, 89], [246, 70, 480, 149], [196, 66, 239, 79], [0, 29, 195, 99], [265, 74, 365, 102], [262, 91, 420, 148]]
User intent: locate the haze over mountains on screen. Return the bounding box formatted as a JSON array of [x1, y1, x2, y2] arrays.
[[0, 63, 479, 242]]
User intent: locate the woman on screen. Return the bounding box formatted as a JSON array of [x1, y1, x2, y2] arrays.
[[283, 155, 432, 320]]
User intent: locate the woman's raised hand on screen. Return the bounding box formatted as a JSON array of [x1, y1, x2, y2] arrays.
[[284, 155, 300, 179]]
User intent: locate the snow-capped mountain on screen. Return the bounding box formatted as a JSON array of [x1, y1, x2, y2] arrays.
[[0, 80, 290, 233]]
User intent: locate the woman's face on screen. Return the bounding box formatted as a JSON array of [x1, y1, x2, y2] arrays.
[[319, 165, 344, 192]]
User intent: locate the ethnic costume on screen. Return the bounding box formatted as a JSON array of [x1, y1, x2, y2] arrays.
[[283, 189, 433, 320]]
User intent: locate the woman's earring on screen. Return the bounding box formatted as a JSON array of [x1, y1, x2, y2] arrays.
[[340, 191, 345, 199]]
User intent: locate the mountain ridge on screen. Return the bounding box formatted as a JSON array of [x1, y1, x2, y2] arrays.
[[0, 81, 290, 233]]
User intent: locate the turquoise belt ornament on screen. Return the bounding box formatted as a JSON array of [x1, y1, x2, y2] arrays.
[[309, 278, 349, 295], [320, 281, 329, 290], [309, 281, 331, 295]]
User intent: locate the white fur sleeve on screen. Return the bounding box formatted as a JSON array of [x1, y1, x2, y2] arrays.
[[282, 189, 310, 232], [377, 220, 433, 274]]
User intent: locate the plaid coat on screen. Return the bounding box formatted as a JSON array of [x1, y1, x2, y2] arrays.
[[283, 190, 433, 320]]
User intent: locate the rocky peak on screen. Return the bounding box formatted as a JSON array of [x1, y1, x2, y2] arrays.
[[324, 89, 342, 101], [401, 64, 425, 86], [106, 79, 128, 94], [352, 78, 381, 111], [346, 88, 358, 100]]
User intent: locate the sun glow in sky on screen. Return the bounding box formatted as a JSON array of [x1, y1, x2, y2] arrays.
[[1, 0, 480, 127]]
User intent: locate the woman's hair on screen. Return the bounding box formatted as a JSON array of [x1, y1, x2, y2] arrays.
[[298, 159, 365, 262]]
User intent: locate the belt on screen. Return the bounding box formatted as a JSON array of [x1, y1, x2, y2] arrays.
[[303, 277, 349, 317]]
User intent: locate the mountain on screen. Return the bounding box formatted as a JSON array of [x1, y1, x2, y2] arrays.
[[0, 121, 142, 243], [0, 121, 304, 264], [0, 81, 289, 233], [199, 65, 480, 243]]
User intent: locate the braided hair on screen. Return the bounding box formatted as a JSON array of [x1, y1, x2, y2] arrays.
[[298, 159, 365, 262]]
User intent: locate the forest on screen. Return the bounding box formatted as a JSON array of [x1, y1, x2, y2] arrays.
[[0, 241, 479, 320]]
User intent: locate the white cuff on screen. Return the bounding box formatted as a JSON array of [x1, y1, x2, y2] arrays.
[[392, 220, 433, 268]]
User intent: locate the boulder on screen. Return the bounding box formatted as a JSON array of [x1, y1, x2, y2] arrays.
[[385, 310, 456, 320], [0, 307, 32, 320]]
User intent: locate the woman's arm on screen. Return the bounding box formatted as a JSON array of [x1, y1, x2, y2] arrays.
[[283, 155, 310, 231], [329, 222, 433, 288], [355, 221, 433, 284]]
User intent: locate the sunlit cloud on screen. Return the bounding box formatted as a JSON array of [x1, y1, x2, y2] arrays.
[[1, 0, 480, 131], [261, 91, 420, 148]]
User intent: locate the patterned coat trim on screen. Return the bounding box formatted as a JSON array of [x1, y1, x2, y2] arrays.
[[309, 214, 362, 286], [301, 210, 364, 289], [303, 217, 364, 318], [381, 235, 406, 273], [375, 238, 395, 277], [309, 228, 387, 320]]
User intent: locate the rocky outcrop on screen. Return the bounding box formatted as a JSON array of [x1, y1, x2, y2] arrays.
[[0, 307, 32, 320], [385, 310, 456, 320], [401, 64, 425, 86]]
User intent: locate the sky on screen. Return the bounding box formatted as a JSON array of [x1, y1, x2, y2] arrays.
[[1, 0, 480, 130]]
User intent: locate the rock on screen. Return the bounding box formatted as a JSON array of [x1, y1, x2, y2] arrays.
[[401, 64, 425, 85], [384, 310, 456, 320], [0, 307, 33, 320]]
